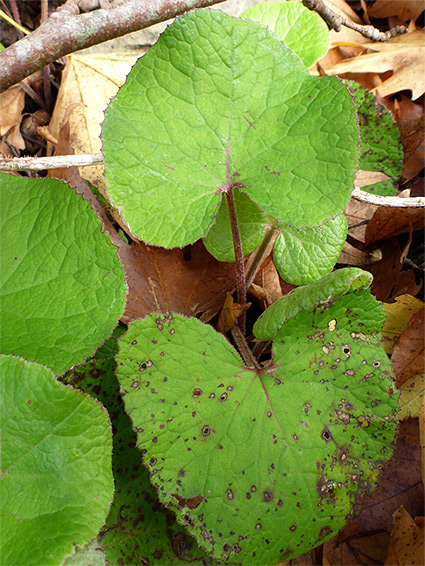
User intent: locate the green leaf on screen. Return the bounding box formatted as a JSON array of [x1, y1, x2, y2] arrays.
[[0, 175, 127, 375], [345, 80, 403, 196], [102, 9, 359, 248], [273, 214, 348, 285], [203, 188, 268, 261], [116, 307, 398, 564], [0, 355, 114, 566], [254, 267, 372, 339], [242, 0, 329, 67], [65, 343, 212, 565]]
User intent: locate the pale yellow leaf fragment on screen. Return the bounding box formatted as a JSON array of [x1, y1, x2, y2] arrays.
[[49, 52, 143, 192], [382, 294, 424, 354], [384, 506, 424, 566], [355, 169, 391, 188], [398, 374, 425, 420]]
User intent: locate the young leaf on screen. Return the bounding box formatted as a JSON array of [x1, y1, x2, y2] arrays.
[[203, 188, 268, 261], [241, 0, 329, 68], [273, 214, 348, 285], [0, 175, 127, 374], [102, 9, 359, 248], [116, 305, 398, 565], [254, 267, 372, 340], [0, 355, 114, 566]]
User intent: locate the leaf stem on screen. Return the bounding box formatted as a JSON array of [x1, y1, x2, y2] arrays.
[[230, 325, 261, 370], [225, 188, 247, 334], [245, 226, 278, 289]]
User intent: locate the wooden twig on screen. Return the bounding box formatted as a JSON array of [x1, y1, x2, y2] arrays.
[[0, 153, 104, 171], [1, 153, 423, 210], [0, 0, 227, 93], [302, 0, 407, 41]]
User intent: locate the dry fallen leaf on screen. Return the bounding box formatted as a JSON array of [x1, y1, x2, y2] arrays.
[[0, 83, 26, 151], [325, 419, 424, 565], [367, 0, 425, 22], [392, 306, 425, 388], [384, 506, 424, 566], [398, 374, 425, 421], [337, 240, 373, 266], [118, 239, 236, 324], [49, 52, 142, 192], [324, 31, 425, 100], [217, 292, 250, 335], [382, 294, 424, 354]]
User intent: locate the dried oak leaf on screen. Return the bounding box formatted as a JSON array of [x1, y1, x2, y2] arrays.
[[384, 506, 424, 566], [392, 306, 425, 387]]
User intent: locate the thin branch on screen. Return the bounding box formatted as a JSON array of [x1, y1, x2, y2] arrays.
[[351, 187, 425, 208], [302, 0, 407, 41], [0, 153, 104, 171], [0, 0, 227, 93]]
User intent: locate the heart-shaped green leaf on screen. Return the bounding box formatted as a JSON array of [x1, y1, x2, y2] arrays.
[[0, 355, 114, 566], [0, 175, 127, 374], [242, 1, 329, 67], [273, 214, 348, 285], [116, 299, 398, 564], [102, 9, 359, 248]]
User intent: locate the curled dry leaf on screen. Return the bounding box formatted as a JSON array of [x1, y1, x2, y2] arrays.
[[325, 31, 425, 100], [118, 239, 236, 324], [398, 374, 425, 421], [384, 506, 424, 566], [217, 292, 251, 335]]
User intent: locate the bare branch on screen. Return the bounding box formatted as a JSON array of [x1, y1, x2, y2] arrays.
[[302, 0, 407, 41], [0, 0, 226, 93], [0, 153, 103, 171]]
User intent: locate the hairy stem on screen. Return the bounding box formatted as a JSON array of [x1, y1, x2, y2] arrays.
[[231, 325, 260, 370], [225, 188, 246, 334], [245, 226, 278, 289]]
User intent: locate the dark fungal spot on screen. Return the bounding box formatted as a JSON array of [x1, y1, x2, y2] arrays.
[[246, 493, 251, 499], [171, 493, 206, 510], [250, 485, 257, 492], [220, 392, 228, 401], [319, 526, 332, 539], [267, 411, 272, 418], [321, 427, 332, 442], [202, 425, 210, 436], [255, 522, 262, 530], [290, 525, 297, 532], [226, 489, 234, 500], [263, 490, 273, 502], [227, 385, 234, 391], [149, 457, 157, 466], [373, 360, 381, 368], [209, 393, 215, 399], [192, 388, 202, 398], [131, 339, 137, 345]]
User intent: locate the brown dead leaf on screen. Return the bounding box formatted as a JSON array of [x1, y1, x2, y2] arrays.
[[325, 31, 425, 100], [217, 293, 251, 335], [337, 240, 372, 266], [118, 239, 236, 324], [368, 0, 424, 22], [366, 238, 403, 301], [254, 255, 283, 307], [391, 269, 423, 299], [392, 307, 425, 387], [327, 419, 424, 563], [382, 294, 424, 354], [345, 196, 425, 244], [384, 506, 424, 565]]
